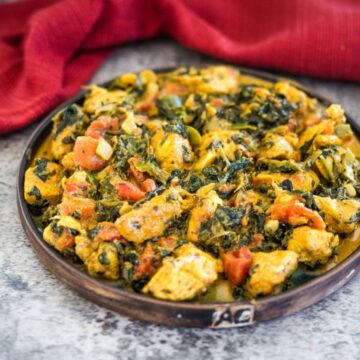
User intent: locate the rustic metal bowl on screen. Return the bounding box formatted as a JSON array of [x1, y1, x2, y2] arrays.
[[17, 66, 360, 328]]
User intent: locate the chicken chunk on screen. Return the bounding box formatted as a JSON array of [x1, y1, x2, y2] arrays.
[[298, 121, 334, 149], [51, 105, 85, 160], [314, 196, 360, 234], [43, 216, 82, 251], [287, 226, 339, 267], [24, 159, 62, 205], [115, 187, 185, 243], [83, 85, 126, 114], [257, 133, 299, 160], [252, 170, 319, 191], [245, 250, 298, 297], [142, 243, 218, 301], [174, 66, 240, 94], [59, 196, 96, 228], [151, 129, 194, 173], [193, 130, 250, 171], [187, 187, 223, 242], [75, 235, 120, 280]]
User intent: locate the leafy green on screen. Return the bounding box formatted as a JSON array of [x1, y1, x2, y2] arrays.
[[33, 158, 55, 182], [52, 104, 84, 138], [163, 118, 188, 138], [157, 95, 184, 121], [96, 203, 121, 222], [114, 135, 149, 175]]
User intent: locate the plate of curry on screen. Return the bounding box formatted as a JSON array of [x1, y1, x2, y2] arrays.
[[17, 66, 360, 327]]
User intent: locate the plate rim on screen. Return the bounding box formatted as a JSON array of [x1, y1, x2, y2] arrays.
[[17, 65, 360, 328]]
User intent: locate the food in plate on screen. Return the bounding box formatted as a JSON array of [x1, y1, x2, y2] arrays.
[[24, 66, 360, 302]]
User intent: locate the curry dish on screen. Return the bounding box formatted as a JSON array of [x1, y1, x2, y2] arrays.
[[24, 66, 360, 302]]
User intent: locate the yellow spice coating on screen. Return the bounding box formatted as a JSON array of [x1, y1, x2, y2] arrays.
[[143, 243, 218, 301], [288, 226, 339, 266], [24, 161, 62, 205], [115, 187, 184, 243], [245, 250, 298, 297], [314, 196, 360, 234]]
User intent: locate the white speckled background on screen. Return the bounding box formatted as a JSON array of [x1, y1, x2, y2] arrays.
[[0, 40, 359, 360]]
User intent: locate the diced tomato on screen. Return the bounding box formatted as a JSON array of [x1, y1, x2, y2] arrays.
[[59, 196, 96, 222], [158, 235, 178, 251], [222, 247, 253, 286], [128, 157, 146, 182], [128, 157, 157, 192], [217, 183, 236, 194], [134, 243, 161, 278], [116, 181, 146, 201], [288, 118, 298, 132], [60, 229, 76, 250], [323, 122, 334, 135], [73, 136, 106, 171], [269, 201, 325, 230], [140, 178, 156, 192], [85, 116, 119, 139], [251, 233, 264, 248], [303, 117, 321, 127], [94, 222, 123, 242], [64, 182, 86, 196], [162, 82, 187, 95], [211, 98, 225, 107], [136, 101, 152, 113]]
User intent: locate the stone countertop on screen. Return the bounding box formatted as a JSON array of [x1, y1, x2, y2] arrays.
[[0, 39, 359, 360]]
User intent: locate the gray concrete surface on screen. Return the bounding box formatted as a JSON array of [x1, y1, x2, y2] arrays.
[[0, 39, 359, 360]]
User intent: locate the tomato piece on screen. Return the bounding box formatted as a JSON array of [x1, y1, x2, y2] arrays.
[[134, 243, 161, 278], [288, 118, 298, 132], [115, 181, 146, 201], [62, 229, 76, 249], [162, 82, 187, 95], [59, 196, 96, 223], [270, 201, 325, 230], [85, 116, 119, 139], [94, 222, 122, 242], [211, 98, 224, 107], [158, 235, 178, 251], [64, 182, 86, 196], [223, 247, 253, 286], [73, 136, 106, 171], [323, 122, 334, 135], [128, 158, 157, 192], [303, 117, 321, 127], [251, 233, 264, 248], [140, 178, 156, 192], [128, 157, 146, 182]]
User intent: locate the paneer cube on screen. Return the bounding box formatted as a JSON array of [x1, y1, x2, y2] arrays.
[[143, 243, 218, 301], [245, 250, 298, 297], [287, 226, 339, 266]]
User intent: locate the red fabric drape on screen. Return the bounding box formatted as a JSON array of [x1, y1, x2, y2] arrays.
[[0, 0, 359, 133]]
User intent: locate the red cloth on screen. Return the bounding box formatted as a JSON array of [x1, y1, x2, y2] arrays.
[[0, 0, 359, 133]]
